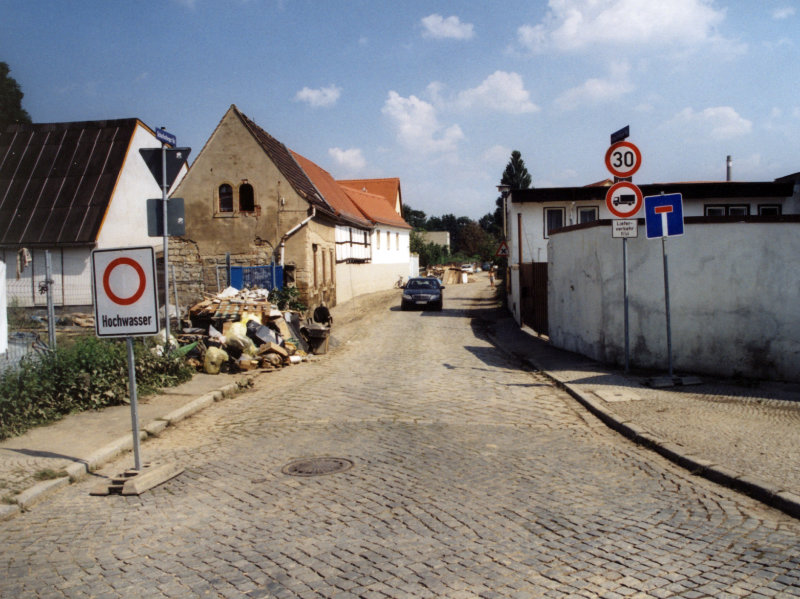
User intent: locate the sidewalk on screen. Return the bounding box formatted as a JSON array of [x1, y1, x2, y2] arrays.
[[1, 287, 799, 521], [488, 314, 800, 519]]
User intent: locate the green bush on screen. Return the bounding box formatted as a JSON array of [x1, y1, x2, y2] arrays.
[[0, 337, 193, 440]]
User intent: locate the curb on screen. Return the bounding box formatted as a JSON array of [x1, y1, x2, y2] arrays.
[[554, 373, 800, 520], [486, 319, 800, 521], [2, 379, 249, 521]]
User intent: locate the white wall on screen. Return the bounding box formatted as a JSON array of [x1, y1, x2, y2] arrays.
[[3, 247, 94, 307], [96, 123, 187, 250], [336, 261, 413, 304], [371, 226, 410, 265], [547, 221, 800, 381], [0, 260, 6, 354]]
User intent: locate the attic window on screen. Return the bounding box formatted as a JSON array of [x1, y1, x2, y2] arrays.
[[239, 183, 255, 212], [219, 184, 233, 213]]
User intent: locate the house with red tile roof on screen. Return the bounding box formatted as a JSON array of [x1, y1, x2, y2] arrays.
[[171, 105, 412, 311]]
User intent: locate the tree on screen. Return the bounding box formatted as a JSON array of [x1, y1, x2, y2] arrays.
[[402, 205, 427, 230], [0, 62, 31, 129], [494, 150, 532, 235]]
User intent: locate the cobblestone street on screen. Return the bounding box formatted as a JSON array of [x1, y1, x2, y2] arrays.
[[1, 281, 799, 598]]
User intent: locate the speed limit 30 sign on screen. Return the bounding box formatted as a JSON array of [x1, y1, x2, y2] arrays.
[[92, 247, 160, 337], [605, 141, 642, 179]]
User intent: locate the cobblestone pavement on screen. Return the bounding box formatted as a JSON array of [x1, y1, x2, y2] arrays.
[[2, 281, 799, 598]]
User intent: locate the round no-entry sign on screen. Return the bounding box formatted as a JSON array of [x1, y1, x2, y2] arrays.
[[92, 247, 160, 338], [605, 141, 642, 178], [605, 181, 643, 218]]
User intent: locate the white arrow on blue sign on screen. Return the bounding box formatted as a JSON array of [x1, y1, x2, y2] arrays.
[[644, 193, 684, 239]]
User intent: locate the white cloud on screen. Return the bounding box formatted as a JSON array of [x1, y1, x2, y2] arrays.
[[455, 71, 539, 114], [421, 14, 474, 40], [518, 0, 726, 52], [329, 147, 366, 172], [382, 91, 464, 154], [772, 6, 795, 19], [667, 106, 752, 140], [294, 85, 341, 108], [482, 145, 512, 165], [554, 62, 634, 110]]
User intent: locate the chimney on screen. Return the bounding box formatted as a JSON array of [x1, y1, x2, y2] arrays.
[[726, 155, 732, 181]]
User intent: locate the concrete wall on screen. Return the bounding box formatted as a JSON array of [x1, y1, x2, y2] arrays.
[[547, 221, 800, 381], [335, 261, 413, 305]]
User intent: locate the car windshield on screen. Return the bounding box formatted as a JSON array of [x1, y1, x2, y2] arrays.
[[407, 279, 438, 290]]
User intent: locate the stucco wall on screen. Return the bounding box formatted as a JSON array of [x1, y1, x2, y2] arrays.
[[335, 261, 413, 305], [170, 109, 337, 312], [547, 221, 800, 381]]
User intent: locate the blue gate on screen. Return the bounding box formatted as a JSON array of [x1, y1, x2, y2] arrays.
[[229, 264, 283, 291]]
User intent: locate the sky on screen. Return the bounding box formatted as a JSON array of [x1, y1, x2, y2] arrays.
[[2, 0, 799, 220]]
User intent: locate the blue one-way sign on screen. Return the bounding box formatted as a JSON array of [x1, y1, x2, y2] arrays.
[[645, 193, 684, 239]]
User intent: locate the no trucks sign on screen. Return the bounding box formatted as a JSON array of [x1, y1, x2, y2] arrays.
[[92, 247, 160, 338]]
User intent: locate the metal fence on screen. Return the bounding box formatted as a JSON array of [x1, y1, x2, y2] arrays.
[[3, 254, 285, 373]]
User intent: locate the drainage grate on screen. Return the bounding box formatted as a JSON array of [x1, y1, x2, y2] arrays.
[[281, 457, 354, 477]]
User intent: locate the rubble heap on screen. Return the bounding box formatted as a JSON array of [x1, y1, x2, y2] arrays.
[[179, 287, 331, 374]]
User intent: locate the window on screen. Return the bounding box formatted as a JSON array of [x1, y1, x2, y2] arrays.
[[704, 204, 750, 216], [544, 207, 565, 238], [728, 205, 749, 216], [396, 233, 400, 250], [239, 183, 255, 212], [376, 230, 381, 250], [218, 184, 233, 213], [386, 231, 391, 250], [759, 204, 781, 216], [578, 206, 598, 224]]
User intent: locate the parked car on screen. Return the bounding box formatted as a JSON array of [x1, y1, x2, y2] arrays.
[[401, 277, 445, 311], [461, 263, 475, 273]]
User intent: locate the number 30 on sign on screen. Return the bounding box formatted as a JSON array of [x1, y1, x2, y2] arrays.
[[605, 141, 641, 178]]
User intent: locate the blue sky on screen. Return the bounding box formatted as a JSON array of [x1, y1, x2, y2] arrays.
[[2, 1, 799, 219]]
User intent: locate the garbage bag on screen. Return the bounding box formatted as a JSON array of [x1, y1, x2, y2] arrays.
[[226, 321, 257, 355], [204, 346, 229, 374]]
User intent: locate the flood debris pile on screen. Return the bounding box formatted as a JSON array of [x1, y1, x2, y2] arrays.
[[425, 265, 471, 286], [179, 287, 331, 375]]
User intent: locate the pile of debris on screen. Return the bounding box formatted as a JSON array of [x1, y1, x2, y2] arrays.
[[179, 287, 331, 375], [425, 265, 471, 286]]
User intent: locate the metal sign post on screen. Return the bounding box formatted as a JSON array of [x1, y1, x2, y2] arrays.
[[605, 134, 642, 373], [644, 192, 685, 381], [91, 246, 183, 494], [92, 247, 160, 470]]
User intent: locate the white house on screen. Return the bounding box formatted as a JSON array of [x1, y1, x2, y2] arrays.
[[336, 178, 413, 302], [1, 118, 187, 307]]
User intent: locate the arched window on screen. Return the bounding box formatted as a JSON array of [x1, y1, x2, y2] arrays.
[[239, 183, 255, 212], [218, 184, 233, 213]]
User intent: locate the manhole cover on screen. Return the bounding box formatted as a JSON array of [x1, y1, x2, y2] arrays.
[[281, 457, 354, 477]]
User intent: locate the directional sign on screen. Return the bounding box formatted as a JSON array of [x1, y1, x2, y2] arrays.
[[92, 247, 160, 338], [605, 141, 642, 179], [605, 181, 643, 218], [645, 193, 684, 239], [155, 128, 176, 146], [496, 240, 509, 258]]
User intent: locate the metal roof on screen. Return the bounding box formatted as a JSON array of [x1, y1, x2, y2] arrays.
[[0, 119, 139, 247]]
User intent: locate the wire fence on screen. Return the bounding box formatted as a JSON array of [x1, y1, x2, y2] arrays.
[[3, 253, 285, 374]]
